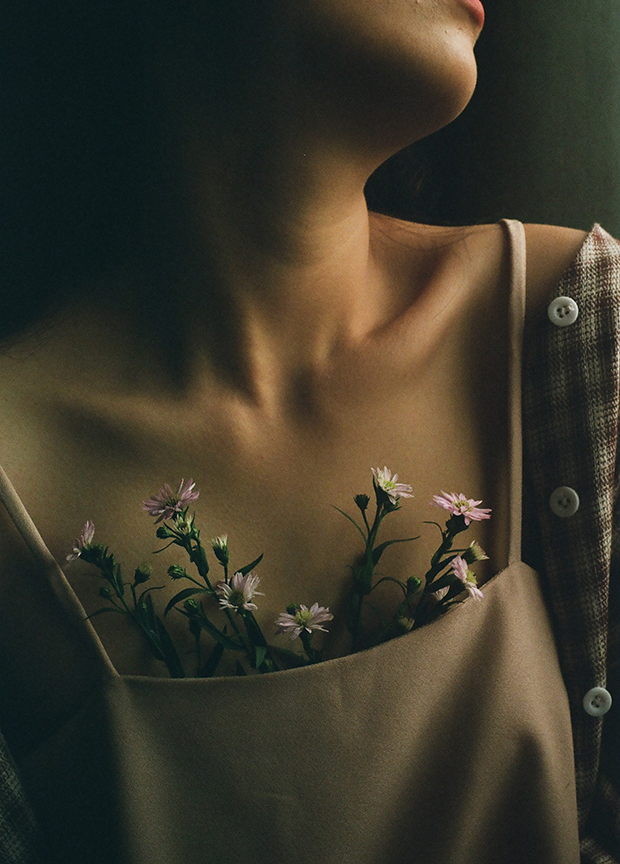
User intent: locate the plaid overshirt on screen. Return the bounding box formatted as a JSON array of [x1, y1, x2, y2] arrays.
[[1, 223, 619, 863], [522, 222, 620, 863]]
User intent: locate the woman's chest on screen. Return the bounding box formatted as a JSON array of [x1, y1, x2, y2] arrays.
[[0, 327, 510, 679]]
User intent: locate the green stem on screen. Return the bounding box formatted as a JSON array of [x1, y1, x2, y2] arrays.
[[349, 503, 388, 651], [226, 609, 249, 652], [300, 630, 320, 664]]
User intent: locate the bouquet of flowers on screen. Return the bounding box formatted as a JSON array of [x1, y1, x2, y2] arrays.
[[67, 468, 490, 678]]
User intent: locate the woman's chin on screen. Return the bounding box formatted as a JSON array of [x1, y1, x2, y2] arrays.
[[340, 50, 479, 157]]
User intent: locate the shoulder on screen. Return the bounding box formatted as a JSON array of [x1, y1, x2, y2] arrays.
[[368, 212, 617, 323], [523, 222, 620, 325], [522, 223, 591, 322]]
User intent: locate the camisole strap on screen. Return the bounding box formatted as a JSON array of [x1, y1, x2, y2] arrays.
[[500, 218, 527, 566], [0, 464, 118, 676]]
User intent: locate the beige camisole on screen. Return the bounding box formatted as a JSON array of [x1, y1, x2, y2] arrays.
[[0, 219, 581, 863]]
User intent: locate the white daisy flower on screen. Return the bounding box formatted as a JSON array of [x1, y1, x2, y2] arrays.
[[215, 571, 264, 612]]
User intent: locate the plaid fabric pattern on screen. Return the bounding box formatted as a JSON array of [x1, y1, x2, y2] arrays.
[[0, 733, 41, 864], [1, 223, 619, 862], [523, 223, 620, 863]]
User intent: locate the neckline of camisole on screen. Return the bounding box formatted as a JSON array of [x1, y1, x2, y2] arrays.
[[0, 218, 528, 681]]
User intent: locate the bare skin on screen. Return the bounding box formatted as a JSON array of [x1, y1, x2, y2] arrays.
[[0, 217, 589, 756], [0, 1, 591, 751]]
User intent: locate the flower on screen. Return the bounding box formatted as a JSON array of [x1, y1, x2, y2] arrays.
[[142, 478, 200, 524], [274, 603, 334, 641], [371, 467, 414, 505], [66, 520, 95, 561], [215, 571, 264, 612], [451, 555, 484, 601], [431, 491, 491, 526]]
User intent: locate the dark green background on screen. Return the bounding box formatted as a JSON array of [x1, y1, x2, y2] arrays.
[[366, 0, 620, 235]]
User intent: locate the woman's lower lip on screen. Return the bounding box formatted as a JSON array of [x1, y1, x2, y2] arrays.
[[456, 0, 485, 28]]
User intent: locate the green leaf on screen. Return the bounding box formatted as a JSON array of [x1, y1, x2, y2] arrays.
[[235, 659, 247, 676], [140, 624, 165, 663], [424, 553, 459, 586], [238, 553, 264, 576], [199, 639, 225, 678], [137, 585, 165, 600], [85, 607, 125, 620], [196, 615, 245, 651], [138, 590, 158, 632], [426, 571, 458, 593], [268, 645, 307, 668], [152, 540, 179, 554], [332, 505, 367, 542], [163, 587, 209, 617], [369, 576, 407, 597], [113, 563, 125, 597], [241, 610, 267, 646], [154, 617, 185, 678], [422, 521, 446, 540], [371, 536, 420, 565], [194, 543, 210, 578], [136, 585, 164, 631], [252, 645, 267, 669]]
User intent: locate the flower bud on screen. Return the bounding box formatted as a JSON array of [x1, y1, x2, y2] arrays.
[[167, 564, 187, 581], [133, 563, 152, 584], [210, 535, 229, 566], [406, 576, 422, 596], [396, 616, 414, 633], [99, 585, 112, 600], [184, 598, 199, 612], [462, 541, 489, 564], [354, 494, 370, 511], [286, 603, 301, 616], [174, 514, 196, 537], [156, 525, 174, 539]]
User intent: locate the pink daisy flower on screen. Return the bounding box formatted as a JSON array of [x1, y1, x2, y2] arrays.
[[66, 520, 95, 561], [431, 491, 491, 526], [274, 603, 334, 641], [371, 467, 414, 505], [142, 478, 200, 524], [215, 571, 265, 613], [452, 555, 484, 601]]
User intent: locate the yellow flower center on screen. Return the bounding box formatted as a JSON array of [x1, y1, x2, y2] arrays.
[[229, 590, 245, 607]]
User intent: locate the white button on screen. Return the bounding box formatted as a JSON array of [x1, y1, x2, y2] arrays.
[[549, 486, 580, 517], [583, 687, 612, 717], [548, 296, 579, 327]]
